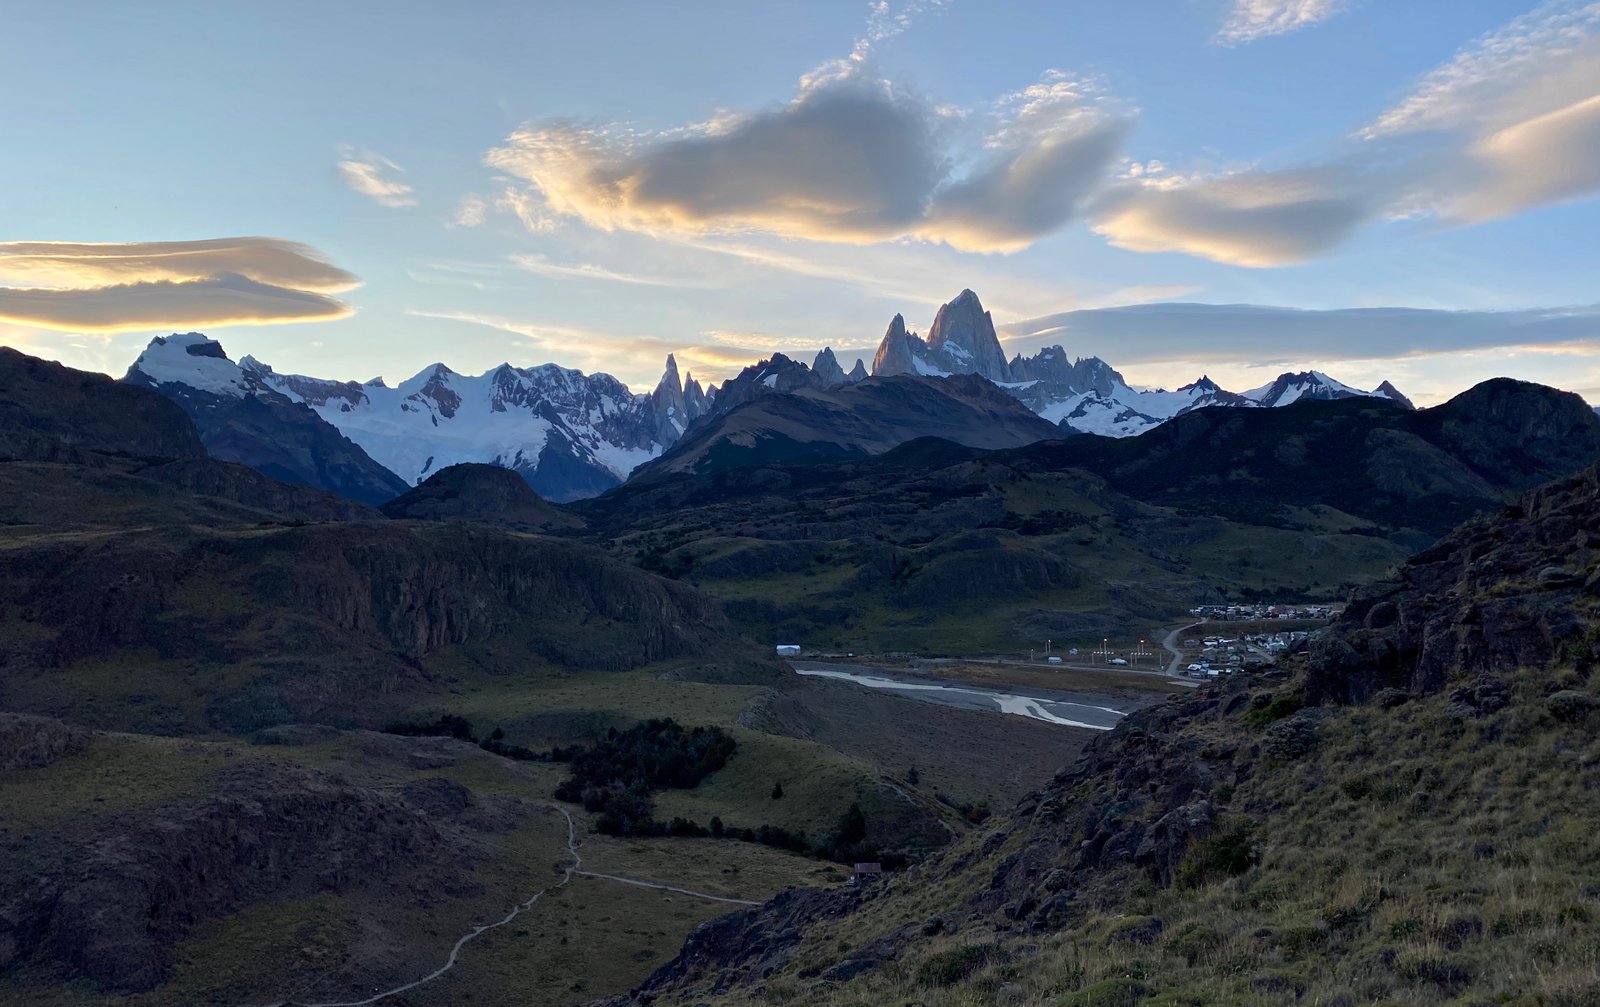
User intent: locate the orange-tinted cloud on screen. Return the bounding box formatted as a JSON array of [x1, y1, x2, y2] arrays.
[[0, 238, 358, 333], [486, 71, 1130, 253]]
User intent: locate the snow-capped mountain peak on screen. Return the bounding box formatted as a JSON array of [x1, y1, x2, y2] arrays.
[[869, 290, 1412, 438], [127, 335, 715, 502], [129, 333, 254, 397]]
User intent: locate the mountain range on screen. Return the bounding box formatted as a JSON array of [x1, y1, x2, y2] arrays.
[[121, 289, 1421, 503]]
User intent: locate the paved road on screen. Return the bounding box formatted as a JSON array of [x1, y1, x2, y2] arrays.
[[793, 662, 1131, 730], [260, 806, 756, 1007], [1161, 619, 1204, 675]]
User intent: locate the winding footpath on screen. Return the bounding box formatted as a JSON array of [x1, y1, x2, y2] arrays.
[[259, 805, 758, 1007]]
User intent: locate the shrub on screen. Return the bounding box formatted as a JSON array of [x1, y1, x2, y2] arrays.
[[1175, 820, 1259, 889], [1240, 693, 1303, 727], [383, 713, 477, 742], [1546, 690, 1595, 722], [916, 945, 992, 987]]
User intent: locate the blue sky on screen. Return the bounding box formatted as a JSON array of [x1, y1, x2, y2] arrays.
[[2, 0, 1598, 405]]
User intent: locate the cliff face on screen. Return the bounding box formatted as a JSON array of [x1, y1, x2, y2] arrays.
[[0, 743, 517, 993], [0, 520, 738, 731]]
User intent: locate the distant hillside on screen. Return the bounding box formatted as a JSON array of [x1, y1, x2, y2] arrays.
[[1005, 377, 1600, 538], [1, 346, 204, 465], [579, 379, 1600, 653], [634, 373, 1065, 480], [381, 461, 582, 531]]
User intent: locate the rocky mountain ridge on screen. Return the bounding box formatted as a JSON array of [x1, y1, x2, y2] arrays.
[[116, 288, 1434, 504], [871, 289, 1414, 437]]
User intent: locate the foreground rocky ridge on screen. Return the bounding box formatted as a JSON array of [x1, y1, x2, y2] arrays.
[[606, 462, 1600, 1006]]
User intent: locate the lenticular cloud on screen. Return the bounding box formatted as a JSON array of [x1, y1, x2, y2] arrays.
[[0, 238, 358, 332]]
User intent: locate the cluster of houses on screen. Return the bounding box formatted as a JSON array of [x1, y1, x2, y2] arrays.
[[1188, 602, 1339, 621], [1180, 628, 1312, 678]]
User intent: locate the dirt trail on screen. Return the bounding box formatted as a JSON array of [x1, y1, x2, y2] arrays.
[[259, 805, 758, 1007]]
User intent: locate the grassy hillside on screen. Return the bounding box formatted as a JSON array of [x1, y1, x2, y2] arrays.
[[605, 462, 1600, 1007], [580, 447, 1411, 655], [576, 383, 1600, 658]]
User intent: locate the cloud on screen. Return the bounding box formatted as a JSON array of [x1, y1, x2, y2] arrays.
[[486, 66, 1132, 253], [337, 148, 417, 208], [1089, 167, 1378, 266], [1458, 91, 1600, 220], [449, 195, 489, 228], [1217, 0, 1347, 44], [0, 238, 358, 333], [1362, 2, 1600, 223], [1092, 4, 1600, 265], [0, 237, 358, 292], [1362, 2, 1600, 139], [409, 308, 762, 384], [922, 72, 1132, 251], [509, 254, 718, 288], [0, 274, 352, 333], [1003, 301, 1600, 365]]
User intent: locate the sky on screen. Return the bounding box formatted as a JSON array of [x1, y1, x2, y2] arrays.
[[2, 0, 1599, 406]]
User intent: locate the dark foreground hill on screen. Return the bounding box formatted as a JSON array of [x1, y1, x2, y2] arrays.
[[606, 460, 1600, 1006], [577, 379, 1600, 652], [0, 349, 746, 734]]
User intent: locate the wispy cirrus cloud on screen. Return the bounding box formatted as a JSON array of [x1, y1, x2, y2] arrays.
[[408, 307, 757, 383], [1216, 0, 1348, 44], [337, 147, 417, 208], [508, 253, 717, 288], [0, 238, 358, 333], [1090, 2, 1600, 266]]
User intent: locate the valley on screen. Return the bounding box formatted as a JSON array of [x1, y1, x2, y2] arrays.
[[4, 328, 1600, 1006]]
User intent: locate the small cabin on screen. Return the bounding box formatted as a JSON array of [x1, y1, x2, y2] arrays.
[[846, 862, 883, 885], [775, 644, 801, 657]]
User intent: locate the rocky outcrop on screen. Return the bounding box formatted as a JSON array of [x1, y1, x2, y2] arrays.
[[380, 461, 582, 531], [1310, 461, 1600, 703], [870, 314, 924, 378], [0, 712, 89, 771], [811, 347, 848, 387], [0, 763, 505, 992]]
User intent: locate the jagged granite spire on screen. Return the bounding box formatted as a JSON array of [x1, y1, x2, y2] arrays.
[[847, 358, 868, 383], [871, 314, 922, 377], [812, 346, 848, 387], [926, 289, 1011, 382]]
